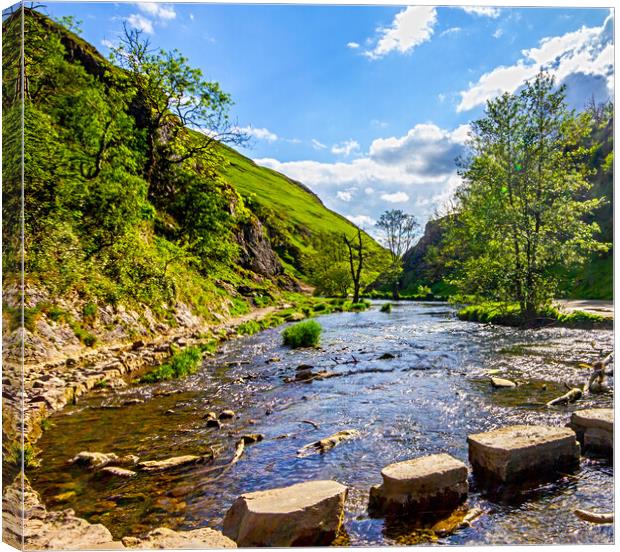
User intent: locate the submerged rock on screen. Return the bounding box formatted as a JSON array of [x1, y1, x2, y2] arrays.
[[240, 434, 264, 444], [222, 480, 347, 546], [369, 453, 468, 517], [468, 425, 580, 483], [137, 455, 204, 472], [219, 410, 236, 420], [99, 466, 137, 478], [378, 353, 396, 360], [122, 527, 235, 548], [490, 377, 516, 388]]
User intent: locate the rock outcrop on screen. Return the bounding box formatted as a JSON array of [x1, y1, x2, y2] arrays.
[[369, 453, 468, 517], [468, 425, 580, 483], [2, 476, 121, 550], [222, 480, 348, 546]]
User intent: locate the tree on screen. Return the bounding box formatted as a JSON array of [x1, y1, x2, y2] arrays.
[[376, 210, 419, 299], [303, 233, 352, 297], [343, 227, 371, 303], [110, 26, 246, 199], [447, 72, 608, 320]]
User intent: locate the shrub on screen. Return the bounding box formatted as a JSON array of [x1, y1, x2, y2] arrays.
[[140, 346, 202, 383], [238, 320, 261, 335], [282, 320, 321, 348], [6, 441, 40, 469], [380, 303, 392, 313], [83, 302, 97, 319], [348, 302, 368, 311]]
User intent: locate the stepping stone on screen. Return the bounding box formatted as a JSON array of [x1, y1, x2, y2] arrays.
[[468, 425, 580, 483], [223, 480, 347, 546], [369, 453, 468, 517], [569, 408, 613, 454]]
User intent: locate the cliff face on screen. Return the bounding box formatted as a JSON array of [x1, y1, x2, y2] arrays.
[[400, 217, 448, 290]]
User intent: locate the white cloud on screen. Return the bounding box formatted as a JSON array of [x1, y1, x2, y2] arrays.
[[331, 139, 360, 156], [440, 27, 462, 37], [493, 28, 504, 39], [462, 7, 501, 18], [137, 3, 176, 20], [237, 126, 278, 142], [457, 13, 614, 112], [101, 38, 116, 49], [347, 41, 360, 49], [312, 139, 327, 150], [337, 190, 353, 202], [127, 14, 154, 34], [365, 6, 438, 59], [347, 214, 376, 229], [253, 122, 467, 231], [189, 13, 194, 21], [381, 191, 410, 203]]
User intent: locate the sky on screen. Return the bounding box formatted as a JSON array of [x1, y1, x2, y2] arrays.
[[37, 2, 614, 236]]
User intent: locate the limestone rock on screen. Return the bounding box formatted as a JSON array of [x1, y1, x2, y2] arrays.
[[490, 377, 516, 388], [223, 480, 347, 546], [369, 453, 468, 517], [468, 425, 580, 483], [297, 429, 360, 457], [569, 408, 613, 454], [137, 454, 203, 472], [71, 451, 119, 469], [99, 466, 137, 478], [122, 527, 236, 549], [2, 476, 120, 550]]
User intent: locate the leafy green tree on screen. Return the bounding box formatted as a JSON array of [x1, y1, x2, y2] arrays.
[[303, 233, 352, 297], [110, 26, 246, 198], [447, 72, 608, 319], [376, 209, 419, 299]]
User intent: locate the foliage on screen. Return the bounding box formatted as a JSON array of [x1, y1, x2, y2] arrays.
[[282, 320, 322, 348], [139, 346, 202, 383], [380, 303, 392, 313], [444, 73, 609, 319], [237, 320, 261, 335], [5, 441, 41, 469]]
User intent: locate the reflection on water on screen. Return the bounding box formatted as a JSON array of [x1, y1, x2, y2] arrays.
[[32, 302, 614, 545]]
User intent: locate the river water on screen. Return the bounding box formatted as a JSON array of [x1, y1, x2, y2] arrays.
[[32, 302, 614, 545]]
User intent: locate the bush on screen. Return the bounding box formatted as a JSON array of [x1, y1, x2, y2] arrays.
[[282, 320, 321, 348], [238, 320, 261, 335], [380, 303, 392, 313], [140, 346, 202, 383], [348, 302, 368, 311]]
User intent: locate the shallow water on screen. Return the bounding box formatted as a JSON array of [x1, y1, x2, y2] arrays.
[[32, 302, 614, 545]]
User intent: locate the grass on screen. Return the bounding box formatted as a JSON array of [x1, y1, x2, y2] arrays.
[[139, 346, 203, 383], [237, 320, 261, 336], [282, 320, 322, 348], [457, 302, 611, 329], [219, 144, 384, 260]]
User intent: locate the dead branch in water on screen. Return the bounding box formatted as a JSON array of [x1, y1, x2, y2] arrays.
[[300, 419, 320, 429], [574, 509, 614, 524]]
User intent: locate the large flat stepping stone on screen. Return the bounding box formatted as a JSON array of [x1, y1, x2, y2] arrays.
[[369, 453, 468, 517], [569, 408, 613, 453], [122, 527, 236, 548], [222, 480, 347, 546], [468, 425, 580, 483]]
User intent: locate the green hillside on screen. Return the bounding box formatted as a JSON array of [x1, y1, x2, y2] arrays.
[[2, 8, 382, 329]]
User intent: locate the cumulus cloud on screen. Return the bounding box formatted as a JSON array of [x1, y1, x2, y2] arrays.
[[347, 41, 360, 49], [331, 139, 360, 156], [137, 3, 176, 20], [127, 14, 154, 34], [337, 190, 353, 202], [237, 126, 278, 142], [381, 191, 410, 203], [254, 121, 467, 232], [364, 6, 438, 59], [462, 7, 501, 18], [457, 13, 614, 112], [347, 214, 376, 229]]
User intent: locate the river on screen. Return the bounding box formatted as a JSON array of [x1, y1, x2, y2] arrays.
[[31, 301, 614, 545]]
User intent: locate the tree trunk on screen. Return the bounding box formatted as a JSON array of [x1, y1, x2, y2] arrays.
[[392, 281, 400, 300]]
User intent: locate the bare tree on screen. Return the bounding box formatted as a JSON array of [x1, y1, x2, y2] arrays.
[[376, 210, 419, 299], [343, 227, 368, 304]]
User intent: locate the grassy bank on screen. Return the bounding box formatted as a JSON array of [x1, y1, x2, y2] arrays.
[[457, 302, 612, 329]]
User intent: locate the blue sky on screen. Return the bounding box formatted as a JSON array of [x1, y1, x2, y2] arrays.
[[40, 2, 614, 234]]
